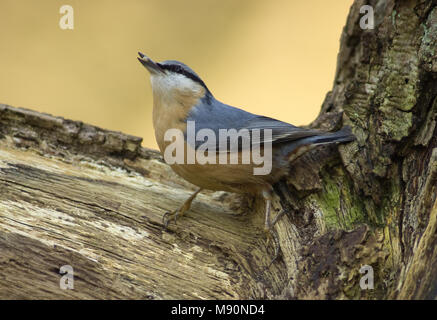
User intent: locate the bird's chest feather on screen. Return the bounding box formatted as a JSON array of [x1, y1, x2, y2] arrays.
[[152, 91, 203, 153], [150, 72, 207, 153]]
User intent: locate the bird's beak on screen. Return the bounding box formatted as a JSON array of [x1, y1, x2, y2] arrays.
[[137, 52, 164, 74]]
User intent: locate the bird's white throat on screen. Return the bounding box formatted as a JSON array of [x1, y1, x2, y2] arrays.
[[150, 72, 205, 106]]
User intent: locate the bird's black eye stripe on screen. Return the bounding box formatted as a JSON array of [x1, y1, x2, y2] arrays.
[[157, 63, 210, 92]]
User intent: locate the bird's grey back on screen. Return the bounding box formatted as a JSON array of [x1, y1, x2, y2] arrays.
[[185, 96, 328, 151]]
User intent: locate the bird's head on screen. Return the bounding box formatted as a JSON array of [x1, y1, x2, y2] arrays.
[[138, 52, 211, 106]]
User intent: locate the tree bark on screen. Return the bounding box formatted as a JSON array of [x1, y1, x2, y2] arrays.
[[1, 0, 436, 299]]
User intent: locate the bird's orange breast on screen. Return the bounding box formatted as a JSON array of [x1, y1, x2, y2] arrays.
[[152, 87, 205, 153]]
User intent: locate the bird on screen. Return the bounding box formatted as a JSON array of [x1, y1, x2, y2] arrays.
[[137, 52, 355, 246]]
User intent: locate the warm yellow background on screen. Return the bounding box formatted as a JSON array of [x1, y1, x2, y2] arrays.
[[0, 0, 352, 149]]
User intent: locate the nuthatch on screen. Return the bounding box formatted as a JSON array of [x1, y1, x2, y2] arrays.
[[137, 52, 355, 246]]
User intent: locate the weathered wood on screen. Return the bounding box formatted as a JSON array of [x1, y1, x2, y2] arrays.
[[1, 0, 436, 299], [0, 104, 290, 299]]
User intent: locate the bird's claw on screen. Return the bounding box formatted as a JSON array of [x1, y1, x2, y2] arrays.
[[162, 188, 202, 229], [162, 210, 180, 228], [255, 228, 281, 280], [265, 228, 280, 266]]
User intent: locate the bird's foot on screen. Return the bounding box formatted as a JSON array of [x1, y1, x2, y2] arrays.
[[162, 201, 190, 228], [254, 227, 280, 280], [262, 193, 282, 266], [162, 188, 202, 228], [162, 210, 179, 228], [264, 227, 280, 266]]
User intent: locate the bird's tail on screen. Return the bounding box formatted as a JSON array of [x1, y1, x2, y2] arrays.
[[308, 125, 356, 146], [283, 126, 355, 162]]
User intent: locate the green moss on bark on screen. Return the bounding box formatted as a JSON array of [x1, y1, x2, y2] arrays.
[[310, 166, 368, 230]]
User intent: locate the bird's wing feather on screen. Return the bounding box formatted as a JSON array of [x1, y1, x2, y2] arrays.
[[244, 115, 322, 144], [185, 100, 322, 152]]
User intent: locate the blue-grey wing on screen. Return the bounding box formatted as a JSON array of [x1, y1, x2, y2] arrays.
[[185, 99, 322, 151]]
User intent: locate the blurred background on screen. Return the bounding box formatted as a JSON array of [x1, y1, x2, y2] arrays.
[[0, 0, 353, 149]]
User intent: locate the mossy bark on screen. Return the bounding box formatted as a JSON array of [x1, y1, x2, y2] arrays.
[[0, 0, 436, 299], [278, 0, 437, 299]]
